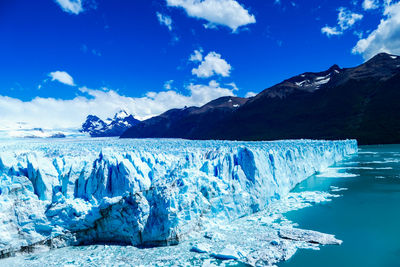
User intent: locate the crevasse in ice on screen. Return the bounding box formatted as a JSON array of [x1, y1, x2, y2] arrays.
[[0, 138, 357, 257]]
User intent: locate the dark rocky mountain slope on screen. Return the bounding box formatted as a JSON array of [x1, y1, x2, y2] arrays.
[[122, 96, 248, 138], [121, 53, 400, 145]]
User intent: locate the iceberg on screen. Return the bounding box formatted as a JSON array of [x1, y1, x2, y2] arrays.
[[0, 138, 357, 258]]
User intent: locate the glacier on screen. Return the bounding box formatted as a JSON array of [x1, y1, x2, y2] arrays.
[[1, 190, 349, 266], [0, 138, 357, 262]]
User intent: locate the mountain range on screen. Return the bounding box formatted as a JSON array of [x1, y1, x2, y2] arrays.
[[81, 110, 140, 137], [120, 53, 400, 145]]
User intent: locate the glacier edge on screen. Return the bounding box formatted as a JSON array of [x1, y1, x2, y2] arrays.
[[0, 139, 357, 257]]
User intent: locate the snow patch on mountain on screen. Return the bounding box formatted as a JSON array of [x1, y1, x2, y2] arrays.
[[294, 73, 332, 90], [260, 64, 342, 99]]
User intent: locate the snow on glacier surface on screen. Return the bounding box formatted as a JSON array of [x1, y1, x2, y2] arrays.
[[0, 138, 357, 259]]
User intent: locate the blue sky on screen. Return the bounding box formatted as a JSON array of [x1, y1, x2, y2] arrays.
[[0, 0, 399, 130]]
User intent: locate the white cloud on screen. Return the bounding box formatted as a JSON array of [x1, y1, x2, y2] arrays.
[[191, 51, 232, 78], [185, 80, 236, 103], [48, 71, 76, 86], [245, 91, 257, 98], [337, 7, 363, 30], [189, 49, 204, 62], [321, 7, 363, 36], [0, 81, 236, 131], [362, 0, 379, 10], [353, 2, 400, 59], [225, 82, 238, 91], [164, 80, 174, 90], [321, 26, 342, 36], [54, 0, 84, 15], [166, 0, 256, 32], [157, 12, 173, 31]]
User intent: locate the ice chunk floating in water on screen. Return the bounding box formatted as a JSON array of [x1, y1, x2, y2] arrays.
[[0, 138, 357, 259]]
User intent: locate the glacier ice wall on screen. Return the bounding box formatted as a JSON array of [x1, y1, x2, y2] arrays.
[[0, 138, 357, 256]]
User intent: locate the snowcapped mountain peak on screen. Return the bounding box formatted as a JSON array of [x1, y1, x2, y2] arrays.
[[81, 115, 106, 132], [114, 110, 130, 120], [81, 111, 140, 137]]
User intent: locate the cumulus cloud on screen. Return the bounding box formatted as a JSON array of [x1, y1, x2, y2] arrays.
[[48, 71, 76, 86], [157, 12, 173, 31], [54, 0, 84, 14], [321, 7, 363, 37], [0, 81, 236, 131], [166, 0, 256, 32], [362, 0, 379, 10], [191, 50, 232, 78], [353, 2, 400, 59]]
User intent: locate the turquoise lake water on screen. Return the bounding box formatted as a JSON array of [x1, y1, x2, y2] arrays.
[[279, 145, 400, 267]]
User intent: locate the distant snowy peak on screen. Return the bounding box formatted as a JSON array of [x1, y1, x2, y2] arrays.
[[113, 110, 130, 120], [82, 115, 107, 132], [81, 111, 140, 137]]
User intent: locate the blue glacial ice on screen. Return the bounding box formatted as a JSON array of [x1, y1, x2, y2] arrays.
[[1, 190, 347, 266], [0, 138, 357, 260]]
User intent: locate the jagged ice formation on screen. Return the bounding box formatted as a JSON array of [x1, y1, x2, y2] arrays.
[[0, 138, 357, 257]]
